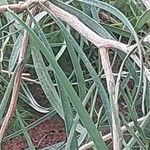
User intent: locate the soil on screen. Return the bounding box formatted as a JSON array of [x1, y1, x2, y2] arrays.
[[3, 117, 66, 150]]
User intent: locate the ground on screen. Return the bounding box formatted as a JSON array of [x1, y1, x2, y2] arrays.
[[3, 117, 66, 150]]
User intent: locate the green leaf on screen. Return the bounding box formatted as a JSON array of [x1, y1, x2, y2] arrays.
[[77, 0, 139, 41], [0, 20, 15, 32], [66, 83, 96, 149], [63, 26, 86, 100], [32, 45, 64, 117], [8, 33, 23, 73], [48, 1, 111, 125], [135, 9, 150, 31], [0, 63, 20, 120], [51, 0, 113, 39], [3, 110, 56, 142], [20, 82, 49, 113], [8, 9, 107, 150], [120, 113, 148, 150], [57, 80, 78, 150], [16, 110, 36, 150]]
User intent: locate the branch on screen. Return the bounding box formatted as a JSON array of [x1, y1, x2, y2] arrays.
[[42, 1, 150, 83], [1, 69, 30, 76], [79, 114, 148, 150], [140, 0, 150, 8], [0, 9, 34, 144], [0, 0, 39, 13], [0, 0, 129, 50], [44, 1, 129, 51], [99, 48, 122, 150]]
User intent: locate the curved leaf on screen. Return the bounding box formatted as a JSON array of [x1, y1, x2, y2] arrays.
[[8, 10, 107, 150], [135, 9, 150, 31], [8, 33, 23, 73]]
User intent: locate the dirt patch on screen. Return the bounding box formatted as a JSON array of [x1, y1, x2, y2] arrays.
[[3, 117, 66, 150]]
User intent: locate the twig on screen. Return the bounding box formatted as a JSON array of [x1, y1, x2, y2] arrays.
[[44, 1, 129, 51], [79, 115, 147, 150], [0, 0, 148, 55], [99, 48, 122, 150], [0, 0, 130, 51], [1, 69, 30, 76], [42, 1, 150, 84], [140, 0, 150, 8], [0, 9, 33, 145], [0, 0, 38, 13]]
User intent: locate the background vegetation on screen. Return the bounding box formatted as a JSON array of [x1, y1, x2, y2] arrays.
[[0, 0, 150, 149]]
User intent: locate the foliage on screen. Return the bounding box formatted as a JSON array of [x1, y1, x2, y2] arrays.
[[0, 0, 150, 149]]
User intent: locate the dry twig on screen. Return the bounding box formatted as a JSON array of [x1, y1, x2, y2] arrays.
[[140, 0, 150, 8], [0, 9, 33, 145], [79, 113, 149, 150], [41, 1, 150, 83], [99, 48, 122, 150], [0, 0, 38, 13], [0, 0, 130, 51]]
